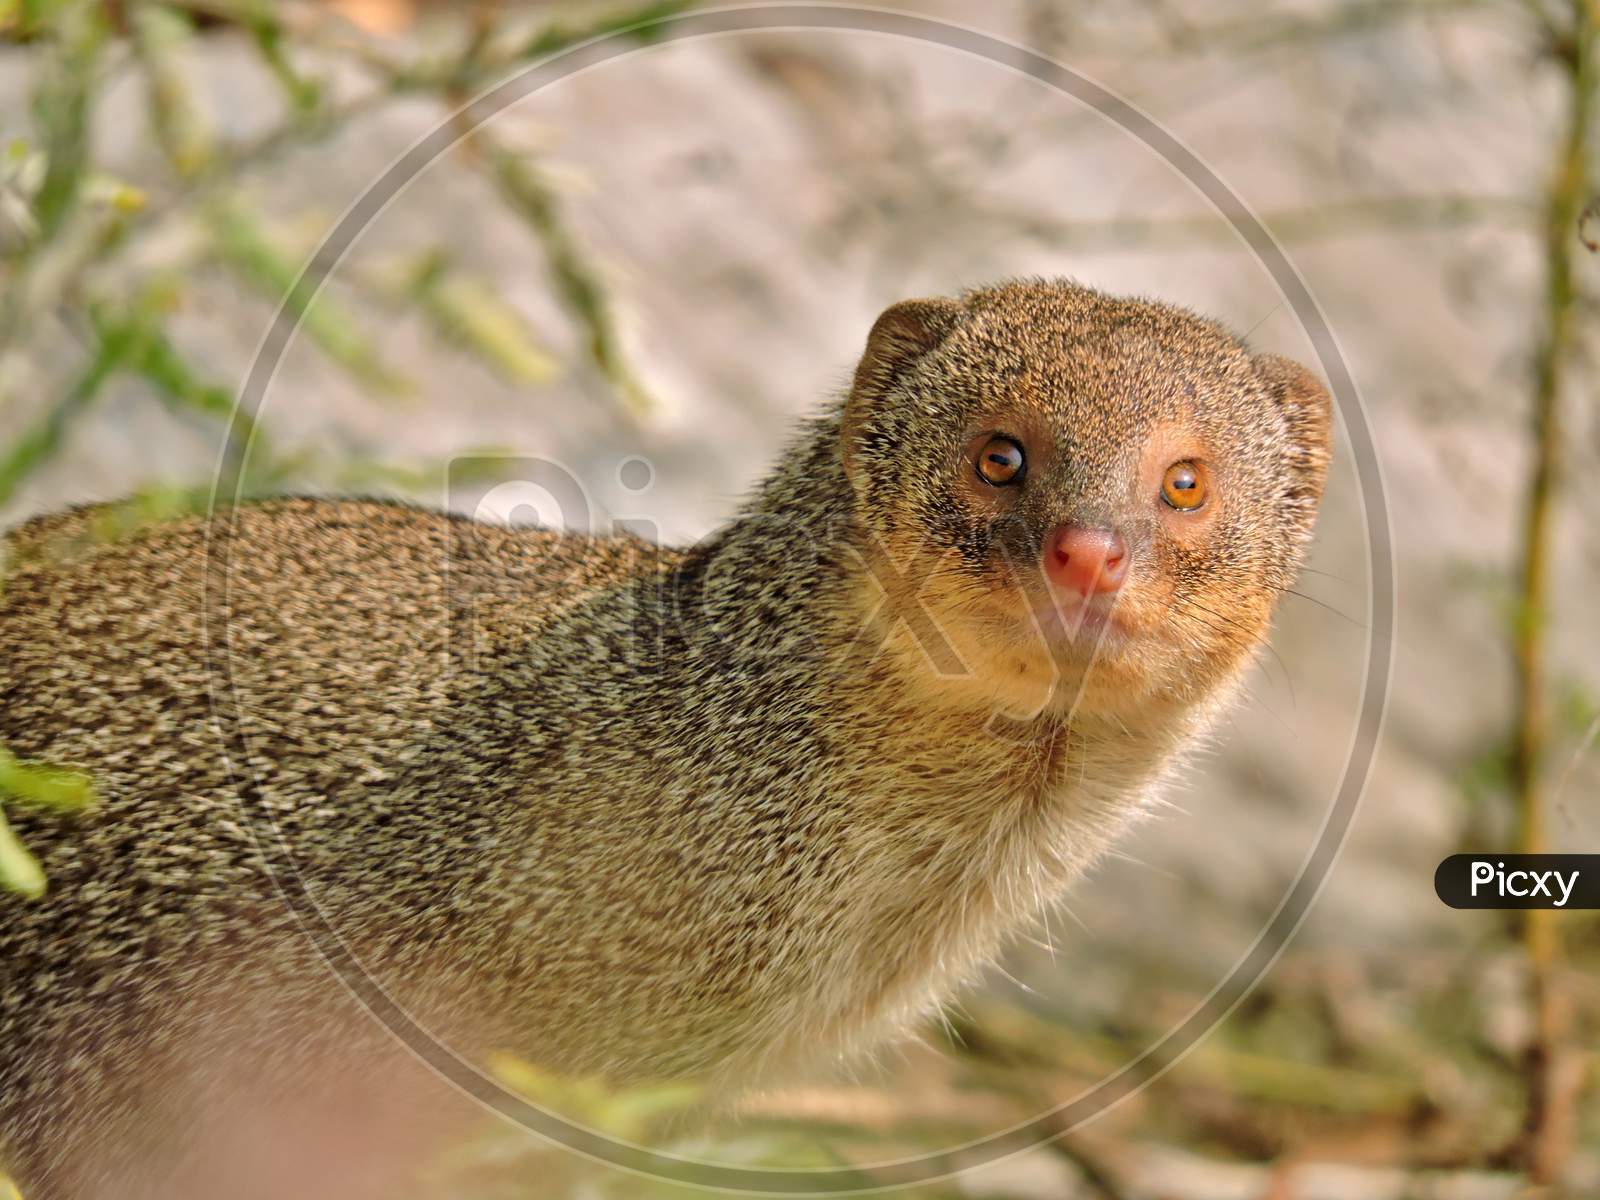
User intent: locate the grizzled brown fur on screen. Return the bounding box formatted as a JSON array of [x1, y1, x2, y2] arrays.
[[0, 279, 1330, 1198]]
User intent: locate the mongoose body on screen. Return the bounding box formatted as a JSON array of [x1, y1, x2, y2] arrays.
[[0, 280, 1331, 1197]]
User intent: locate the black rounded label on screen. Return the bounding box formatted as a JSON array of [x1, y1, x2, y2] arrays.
[[1435, 854, 1600, 909]]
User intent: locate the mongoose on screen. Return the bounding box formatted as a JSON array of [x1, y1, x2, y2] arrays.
[[0, 279, 1331, 1198]]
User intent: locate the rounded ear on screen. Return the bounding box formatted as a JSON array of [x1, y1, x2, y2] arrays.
[[842, 298, 962, 484], [849, 298, 963, 401], [1254, 353, 1333, 514]]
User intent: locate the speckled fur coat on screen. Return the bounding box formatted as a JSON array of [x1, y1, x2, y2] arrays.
[[0, 280, 1330, 1198]]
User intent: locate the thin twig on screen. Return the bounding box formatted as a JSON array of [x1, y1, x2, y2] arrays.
[[1508, 0, 1594, 1184]]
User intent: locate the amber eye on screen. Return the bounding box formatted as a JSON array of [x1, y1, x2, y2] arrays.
[[975, 436, 1026, 487], [1161, 461, 1207, 510]]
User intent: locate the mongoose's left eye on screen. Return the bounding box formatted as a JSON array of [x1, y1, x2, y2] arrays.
[[975, 436, 1026, 487], [1161, 461, 1207, 510]]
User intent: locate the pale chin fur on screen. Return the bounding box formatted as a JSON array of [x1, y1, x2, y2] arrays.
[[1029, 589, 1130, 648]]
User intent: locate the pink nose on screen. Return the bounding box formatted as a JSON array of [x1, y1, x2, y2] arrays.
[[1044, 524, 1128, 595]]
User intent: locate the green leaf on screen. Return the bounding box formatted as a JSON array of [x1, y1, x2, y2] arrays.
[[404, 252, 559, 385], [484, 148, 653, 416], [0, 807, 46, 899], [326, 446, 516, 495], [240, 0, 324, 116], [84, 483, 208, 544], [485, 1053, 701, 1142], [126, 306, 240, 421], [0, 310, 141, 506], [0, 751, 95, 897], [29, 0, 107, 238], [208, 200, 408, 395], [0, 748, 96, 813], [83, 172, 148, 214], [132, 3, 215, 179], [515, 0, 694, 61]]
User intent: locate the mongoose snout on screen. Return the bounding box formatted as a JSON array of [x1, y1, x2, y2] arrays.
[[1042, 523, 1129, 595], [0, 277, 1331, 1199]]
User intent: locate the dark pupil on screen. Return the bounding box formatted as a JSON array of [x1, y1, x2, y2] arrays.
[[1172, 472, 1195, 489], [985, 444, 1018, 475]]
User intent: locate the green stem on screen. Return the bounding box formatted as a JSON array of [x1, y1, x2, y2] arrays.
[[1510, 0, 1595, 1183]]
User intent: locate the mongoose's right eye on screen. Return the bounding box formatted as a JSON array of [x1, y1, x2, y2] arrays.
[[975, 437, 1026, 487], [1161, 460, 1208, 511]]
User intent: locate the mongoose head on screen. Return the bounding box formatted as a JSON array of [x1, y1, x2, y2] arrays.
[[840, 278, 1332, 723]]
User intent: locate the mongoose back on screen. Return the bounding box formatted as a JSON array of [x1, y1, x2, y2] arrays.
[[0, 279, 1331, 1198]]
